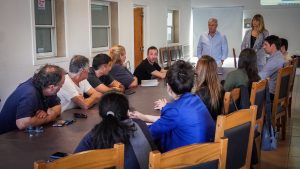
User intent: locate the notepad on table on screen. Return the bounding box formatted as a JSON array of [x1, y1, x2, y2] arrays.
[[141, 79, 159, 87]]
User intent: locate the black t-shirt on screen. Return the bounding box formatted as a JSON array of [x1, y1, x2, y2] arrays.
[[133, 59, 161, 84], [87, 67, 114, 88]]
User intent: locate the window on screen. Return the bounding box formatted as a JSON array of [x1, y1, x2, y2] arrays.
[[34, 0, 55, 57], [167, 11, 174, 43], [167, 10, 179, 44], [91, 1, 111, 52], [33, 0, 66, 63]]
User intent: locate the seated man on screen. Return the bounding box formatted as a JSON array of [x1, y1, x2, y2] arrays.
[[259, 35, 285, 99], [0, 64, 65, 134], [58, 55, 102, 112], [280, 38, 292, 63], [134, 46, 167, 84], [87, 53, 125, 93]]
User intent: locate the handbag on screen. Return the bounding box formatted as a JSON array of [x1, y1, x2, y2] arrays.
[[261, 121, 278, 151], [261, 84, 278, 151]]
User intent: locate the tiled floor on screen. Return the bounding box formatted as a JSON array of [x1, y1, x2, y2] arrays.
[[261, 75, 300, 169]]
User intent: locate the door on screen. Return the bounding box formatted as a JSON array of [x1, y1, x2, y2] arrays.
[[134, 7, 144, 68]]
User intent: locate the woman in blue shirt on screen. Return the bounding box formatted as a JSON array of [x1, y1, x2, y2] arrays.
[[130, 60, 215, 152]]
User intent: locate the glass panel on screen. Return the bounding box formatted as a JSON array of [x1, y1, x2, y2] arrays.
[[35, 0, 52, 25], [92, 27, 108, 48], [167, 27, 172, 41], [91, 4, 109, 25], [167, 11, 173, 26], [36, 28, 52, 53]]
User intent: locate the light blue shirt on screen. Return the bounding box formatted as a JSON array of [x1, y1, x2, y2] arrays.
[[259, 50, 285, 94], [197, 31, 228, 65]]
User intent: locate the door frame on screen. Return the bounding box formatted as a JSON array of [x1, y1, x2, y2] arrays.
[[133, 4, 148, 65]]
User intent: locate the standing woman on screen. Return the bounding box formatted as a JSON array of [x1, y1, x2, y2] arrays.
[[194, 55, 224, 121], [241, 14, 269, 71], [109, 45, 138, 89]]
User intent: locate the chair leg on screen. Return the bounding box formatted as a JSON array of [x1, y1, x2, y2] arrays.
[[282, 115, 286, 140], [288, 97, 292, 118]]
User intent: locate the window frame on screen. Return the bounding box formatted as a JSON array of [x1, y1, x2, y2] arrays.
[[31, 0, 68, 65], [34, 0, 57, 58], [90, 1, 111, 52], [167, 10, 174, 44]]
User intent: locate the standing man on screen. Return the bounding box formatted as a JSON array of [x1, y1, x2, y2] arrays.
[[197, 18, 228, 66], [259, 35, 285, 99], [0, 65, 65, 134], [57, 55, 102, 112], [134, 46, 167, 84], [87, 53, 125, 93]]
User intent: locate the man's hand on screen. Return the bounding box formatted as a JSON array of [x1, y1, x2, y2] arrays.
[[35, 110, 48, 119]]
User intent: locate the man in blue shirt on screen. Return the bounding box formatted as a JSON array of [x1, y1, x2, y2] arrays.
[[197, 18, 228, 66], [259, 35, 285, 99], [0, 65, 65, 134]]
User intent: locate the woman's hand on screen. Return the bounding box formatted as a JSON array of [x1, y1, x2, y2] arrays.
[[154, 98, 167, 110], [128, 111, 146, 120]]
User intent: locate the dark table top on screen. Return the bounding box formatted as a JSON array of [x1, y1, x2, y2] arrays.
[[0, 67, 235, 169]]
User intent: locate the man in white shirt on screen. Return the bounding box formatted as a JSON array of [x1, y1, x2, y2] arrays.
[[197, 18, 228, 66], [58, 55, 102, 112]]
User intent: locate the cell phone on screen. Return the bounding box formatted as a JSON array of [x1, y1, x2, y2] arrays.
[[64, 119, 76, 125], [50, 152, 69, 159], [52, 120, 66, 127], [74, 113, 88, 118]]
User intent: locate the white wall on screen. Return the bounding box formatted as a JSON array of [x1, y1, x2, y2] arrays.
[[0, 0, 192, 109], [191, 0, 300, 56]]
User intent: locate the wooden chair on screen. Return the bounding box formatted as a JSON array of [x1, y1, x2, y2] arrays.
[[149, 138, 228, 169], [249, 79, 268, 168], [169, 46, 179, 62], [215, 105, 257, 169], [34, 143, 124, 169], [233, 48, 237, 68], [288, 58, 298, 117], [223, 88, 241, 114], [178, 45, 184, 60], [272, 65, 293, 140], [159, 47, 171, 69]]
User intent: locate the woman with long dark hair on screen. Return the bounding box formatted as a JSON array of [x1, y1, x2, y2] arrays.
[[75, 92, 156, 169], [224, 48, 261, 91]]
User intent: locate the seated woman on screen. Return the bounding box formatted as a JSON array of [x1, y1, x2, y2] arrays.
[[194, 55, 224, 121], [109, 45, 138, 89], [129, 60, 215, 152], [224, 48, 260, 92], [74, 92, 156, 169]]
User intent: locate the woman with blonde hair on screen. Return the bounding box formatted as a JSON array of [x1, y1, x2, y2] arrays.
[[109, 45, 138, 89], [241, 14, 269, 71], [194, 55, 224, 121]]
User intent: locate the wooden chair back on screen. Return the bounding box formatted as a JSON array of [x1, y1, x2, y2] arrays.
[[249, 79, 268, 166], [223, 88, 241, 114], [233, 48, 237, 68], [250, 79, 268, 132], [288, 58, 298, 117], [149, 138, 228, 169], [272, 65, 293, 140], [34, 143, 124, 169], [159, 47, 171, 69], [215, 105, 257, 169]]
